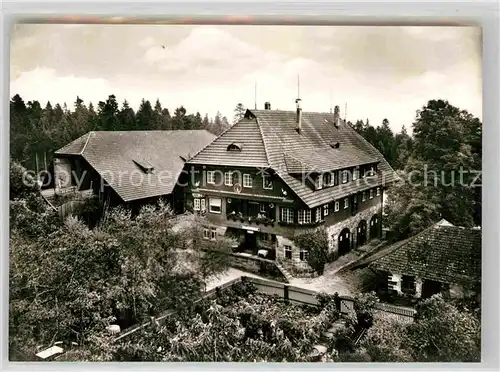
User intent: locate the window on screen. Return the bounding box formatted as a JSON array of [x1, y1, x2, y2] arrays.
[[376, 187, 380, 196], [200, 198, 206, 212], [263, 174, 273, 190], [344, 198, 349, 209], [224, 172, 233, 186], [314, 176, 323, 190], [401, 275, 416, 295], [227, 143, 242, 152], [324, 204, 329, 216], [194, 198, 200, 211], [362, 192, 366, 202], [210, 227, 217, 240], [334, 201, 340, 212], [341, 170, 349, 184], [369, 189, 374, 199], [203, 228, 210, 240], [316, 208, 322, 222], [260, 203, 266, 213], [369, 166, 375, 176], [333, 171, 339, 186], [323, 172, 332, 187], [299, 249, 309, 261], [243, 174, 252, 188], [209, 197, 222, 213], [284, 245, 292, 259], [353, 167, 359, 181], [281, 208, 294, 223], [298, 209, 312, 224], [207, 171, 215, 184]]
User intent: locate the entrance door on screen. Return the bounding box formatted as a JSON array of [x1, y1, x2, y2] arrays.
[[422, 279, 442, 299], [244, 230, 258, 254], [356, 220, 367, 248], [369, 214, 379, 240], [338, 228, 351, 256]]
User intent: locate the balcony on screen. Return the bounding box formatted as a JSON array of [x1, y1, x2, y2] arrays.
[[226, 211, 275, 227], [226, 198, 276, 227]]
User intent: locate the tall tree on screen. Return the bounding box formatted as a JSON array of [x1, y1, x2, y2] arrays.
[[118, 100, 136, 130], [233, 103, 246, 124], [135, 99, 154, 131], [386, 99, 481, 238]]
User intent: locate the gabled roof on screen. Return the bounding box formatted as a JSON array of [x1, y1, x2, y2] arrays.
[[187, 108, 398, 208], [55, 130, 216, 202], [371, 221, 481, 286]]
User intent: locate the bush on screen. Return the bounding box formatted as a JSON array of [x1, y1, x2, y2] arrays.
[[293, 227, 329, 275]]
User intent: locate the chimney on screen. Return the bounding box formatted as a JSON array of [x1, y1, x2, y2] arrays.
[[295, 98, 302, 133], [333, 105, 340, 128], [264, 101, 271, 110]]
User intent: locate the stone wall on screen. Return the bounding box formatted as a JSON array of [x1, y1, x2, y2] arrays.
[[325, 204, 382, 256]]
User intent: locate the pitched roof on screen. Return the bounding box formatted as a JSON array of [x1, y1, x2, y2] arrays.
[[370, 222, 481, 286], [187, 108, 398, 208], [55, 130, 216, 202]]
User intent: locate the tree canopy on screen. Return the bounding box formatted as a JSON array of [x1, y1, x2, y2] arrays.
[[10, 94, 232, 175]]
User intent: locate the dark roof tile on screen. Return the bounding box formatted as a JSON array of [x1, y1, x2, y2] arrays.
[[55, 130, 216, 202]]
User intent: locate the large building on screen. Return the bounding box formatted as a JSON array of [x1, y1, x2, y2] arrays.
[[184, 100, 397, 273], [52, 130, 216, 213]]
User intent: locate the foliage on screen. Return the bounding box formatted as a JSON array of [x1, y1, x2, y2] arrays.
[[385, 100, 481, 239], [353, 291, 379, 329], [9, 192, 208, 360], [293, 227, 329, 275], [348, 293, 481, 362], [112, 284, 340, 362], [406, 294, 481, 362]]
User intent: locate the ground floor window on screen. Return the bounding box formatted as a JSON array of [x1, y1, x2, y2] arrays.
[[203, 228, 210, 239], [284, 245, 292, 259], [210, 227, 217, 240], [299, 248, 309, 261], [194, 198, 200, 211]]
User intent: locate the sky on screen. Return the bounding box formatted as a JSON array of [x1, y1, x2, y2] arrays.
[[10, 24, 482, 133]]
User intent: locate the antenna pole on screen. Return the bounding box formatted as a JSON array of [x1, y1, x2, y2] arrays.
[[297, 75, 300, 99], [254, 81, 257, 109], [344, 102, 348, 122], [330, 90, 332, 113]]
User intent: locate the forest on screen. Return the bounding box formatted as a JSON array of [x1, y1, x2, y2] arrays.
[[9, 94, 482, 362], [9, 94, 232, 174]]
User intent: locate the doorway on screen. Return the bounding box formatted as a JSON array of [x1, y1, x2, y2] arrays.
[[356, 220, 368, 248], [243, 230, 258, 254], [338, 228, 351, 256], [370, 214, 380, 240]]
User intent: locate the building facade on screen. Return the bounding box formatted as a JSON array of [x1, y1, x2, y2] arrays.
[[184, 101, 397, 272]]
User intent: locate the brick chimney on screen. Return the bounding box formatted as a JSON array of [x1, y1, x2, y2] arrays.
[[264, 102, 271, 110], [295, 98, 302, 133], [333, 105, 340, 128]]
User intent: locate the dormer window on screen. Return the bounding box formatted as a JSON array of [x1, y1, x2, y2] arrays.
[[315, 175, 323, 190], [330, 142, 340, 149], [133, 159, 154, 174], [227, 143, 242, 152], [323, 172, 332, 187], [341, 170, 349, 184], [353, 167, 359, 181]]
